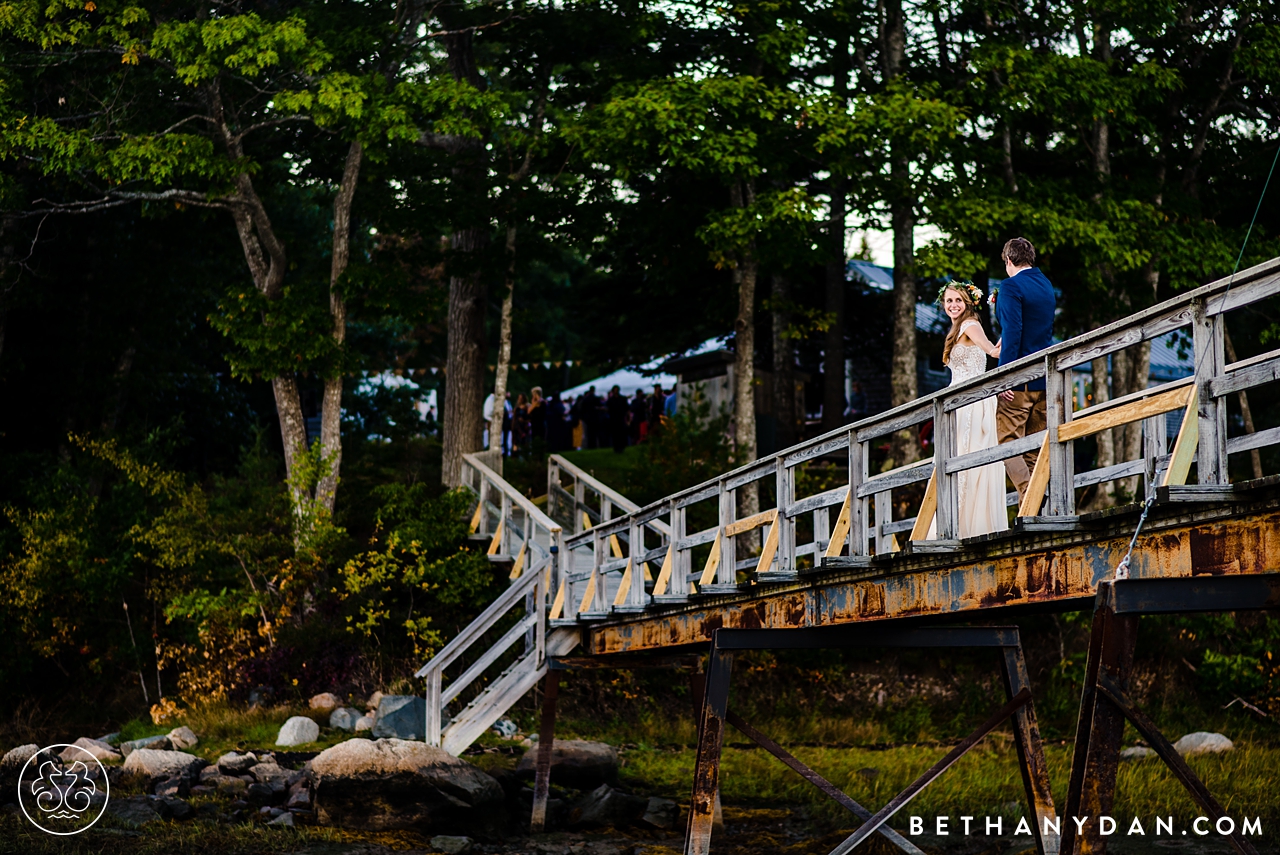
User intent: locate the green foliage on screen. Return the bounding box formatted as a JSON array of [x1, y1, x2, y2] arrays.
[[339, 486, 496, 660], [629, 386, 733, 504]]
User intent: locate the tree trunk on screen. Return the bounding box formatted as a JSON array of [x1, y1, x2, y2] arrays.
[[822, 183, 847, 434], [772, 274, 797, 450], [490, 225, 517, 454], [730, 178, 760, 537], [273, 374, 310, 506], [442, 226, 489, 487], [315, 140, 363, 513], [888, 194, 918, 467], [881, 0, 917, 468], [440, 23, 491, 488]]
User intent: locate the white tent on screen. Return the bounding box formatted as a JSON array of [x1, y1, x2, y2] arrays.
[[562, 367, 674, 399]]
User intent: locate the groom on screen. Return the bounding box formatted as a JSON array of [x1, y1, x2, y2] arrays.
[[994, 237, 1056, 501]]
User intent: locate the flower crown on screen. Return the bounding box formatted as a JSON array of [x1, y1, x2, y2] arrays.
[[935, 281, 984, 307]]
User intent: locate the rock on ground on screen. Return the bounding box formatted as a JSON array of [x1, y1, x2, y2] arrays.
[[1174, 731, 1234, 756], [307, 737, 504, 834], [120, 735, 172, 757], [276, 715, 321, 747], [167, 726, 198, 750], [106, 796, 162, 827], [641, 796, 679, 830], [567, 784, 647, 829], [515, 740, 619, 790], [372, 695, 426, 740], [431, 835, 476, 854], [355, 714, 375, 732], [330, 707, 362, 731], [1, 745, 41, 769], [122, 749, 206, 790], [61, 738, 121, 763], [366, 691, 384, 711], [216, 751, 258, 774], [309, 692, 342, 713], [1120, 746, 1156, 760]]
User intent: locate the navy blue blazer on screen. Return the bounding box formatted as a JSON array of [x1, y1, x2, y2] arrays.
[[996, 267, 1055, 392]]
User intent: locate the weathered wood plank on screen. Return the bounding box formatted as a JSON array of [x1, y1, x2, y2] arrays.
[[945, 430, 1046, 475], [848, 433, 869, 556], [1210, 353, 1280, 398], [825, 492, 853, 559], [1206, 269, 1280, 315], [652, 542, 675, 597], [943, 363, 1046, 412], [1074, 458, 1147, 489], [755, 518, 781, 576], [875, 491, 893, 555], [1047, 367, 1074, 516], [698, 531, 722, 587], [1227, 425, 1280, 456], [786, 485, 849, 518], [856, 401, 934, 441], [1052, 306, 1193, 372], [676, 484, 719, 509], [933, 399, 959, 540], [1192, 297, 1228, 484], [784, 434, 851, 468], [677, 528, 720, 550], [726, 459, 777, 491], [855, 459, 935, 499]]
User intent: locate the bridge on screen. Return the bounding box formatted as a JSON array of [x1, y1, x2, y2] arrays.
[[417, 256, 1280, 855]]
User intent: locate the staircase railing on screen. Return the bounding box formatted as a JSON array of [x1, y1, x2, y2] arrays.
[[417, 452, 566, 751], [548, 453, 672, 617], [548, 257, 1280, 618]]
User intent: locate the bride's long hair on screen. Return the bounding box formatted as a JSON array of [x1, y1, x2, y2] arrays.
[[941, 288, 982, 364]]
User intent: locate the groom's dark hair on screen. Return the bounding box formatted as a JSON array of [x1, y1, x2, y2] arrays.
[[1002, 237, 1036, 267]]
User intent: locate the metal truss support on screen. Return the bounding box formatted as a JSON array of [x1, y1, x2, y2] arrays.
[[1061, 580, 1264, 855], [683, 625, 1059, 855]]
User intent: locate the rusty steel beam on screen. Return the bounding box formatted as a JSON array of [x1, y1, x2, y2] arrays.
[[724, 709, 926, 855], [685, 642, 733, 855], [584, 508, 1280, 655], [1095, 674, 1259, 855], [530, 670, 561, 833], [1001, 646, 1060, 855], [1062, 583, 1138, 855], [1112, 574, 1280, 613], [830, 689, 1033, 855], [713, 625, 1022, 649]]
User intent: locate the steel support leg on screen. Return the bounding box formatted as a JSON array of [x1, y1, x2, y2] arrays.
[[685, 639, 733, 855], [530, 670, 561, 833], [1062, 582, 1138, 855], [1001, 644, 1060, 855]]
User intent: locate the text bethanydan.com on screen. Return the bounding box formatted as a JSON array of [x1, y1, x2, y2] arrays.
[[909, 815, 1262, 837]]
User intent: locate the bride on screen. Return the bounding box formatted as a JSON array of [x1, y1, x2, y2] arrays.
[[927, 283, 1010, 539]]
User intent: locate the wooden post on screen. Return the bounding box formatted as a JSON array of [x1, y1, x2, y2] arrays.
[[530, 670, 561, 833], [1143, 415, 1165, 497], [849, 432, 868, 556], [717, 481, 737, 586], [547, 458, 560, 518], [673, 501, 690, 595], [573, 478, 586, 534], [775, 457, 794, 574], [1047, 365, 1074, 517], [477, 478, 490, 535], [425, 668, 443, 747], [875, 490, 892, 554], [1191, 297, 1228, 484], [933, 398, 958, 539], [500, 494, 513, 555]]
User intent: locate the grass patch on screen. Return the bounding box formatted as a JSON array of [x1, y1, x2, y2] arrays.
[[0, 814, 335, 855], [116, 703, 363, 762], [616, 738, 1280, 829]]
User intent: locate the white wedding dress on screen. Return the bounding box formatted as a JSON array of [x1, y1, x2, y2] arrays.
[[928, 320, 1009, 539]]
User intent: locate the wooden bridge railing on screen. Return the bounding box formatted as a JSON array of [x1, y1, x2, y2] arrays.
[[547, 256, 1280, 622]]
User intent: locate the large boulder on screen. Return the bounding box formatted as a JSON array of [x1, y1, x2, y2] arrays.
[[276, 716, 321, 747], [106, 796, 162, 827], [515, 739, 618, 790], [330, 707, 362, 732], [167, 726, 198, 750], [1174, 732, 1234, 757], [120, 735, 171, 757], [307, 738, 504, 833], [61, 738, 120, 763], [309, 693, 342, 714], [122, 749, 206, 791], [216, 751, 258, 774], [567, 784, 647, 829], [372, 696, 426, 740]]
